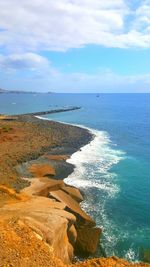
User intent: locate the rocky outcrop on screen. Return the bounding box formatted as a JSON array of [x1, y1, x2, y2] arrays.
[[22, 177, 64, 197], [0, 175, 102, 265], [62, 185, 83, 202], [49, 189, 94, 225], [0, 169, 149, 267], [0, 216, 149, 267], [0, 193, 75, 264]]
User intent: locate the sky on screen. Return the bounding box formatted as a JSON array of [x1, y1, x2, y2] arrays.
[[0, 0, 150, 93]]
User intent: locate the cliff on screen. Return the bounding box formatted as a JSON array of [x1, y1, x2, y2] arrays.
[[0, 183, 149, 267], [0, 173, 101, 266]]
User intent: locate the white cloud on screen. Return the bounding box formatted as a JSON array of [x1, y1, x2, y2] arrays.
[[132, 1, 150, 33], [0, 0, 149, 52], [58, 70, 150, 91], [1, 66, 149, 93], [0, 53, 47, 70], [0, 53, 58, 76]]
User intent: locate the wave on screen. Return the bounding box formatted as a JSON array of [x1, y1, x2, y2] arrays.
[[36, 114, 125, 201], [36, 115, 125, 197], [36, 115, 131, 259], [65, 127, 125, 198]]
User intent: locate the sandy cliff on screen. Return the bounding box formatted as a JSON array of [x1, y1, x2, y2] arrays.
[[0, 174, 101, 266], [0, 181, 149, 267]]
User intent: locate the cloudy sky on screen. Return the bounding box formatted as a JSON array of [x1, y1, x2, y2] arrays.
[[0, 0, 150, 92]]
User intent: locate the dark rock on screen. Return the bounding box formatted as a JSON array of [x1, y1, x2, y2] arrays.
[[75, 226, 102, 256]]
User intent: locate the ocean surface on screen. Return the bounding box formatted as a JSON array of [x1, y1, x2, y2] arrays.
[[0, 93, 150, 261]]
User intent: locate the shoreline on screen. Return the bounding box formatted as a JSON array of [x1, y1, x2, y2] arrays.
[[0, 112, 102, 265], [0, 112, 93, 191], [0, 112, 149, 266], [18, 114, 94, 183]]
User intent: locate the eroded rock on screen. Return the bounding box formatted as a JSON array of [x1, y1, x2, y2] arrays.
[[49, 189, 95, 225], [62, 185, 83, 203], [22, 177, 64, 197]]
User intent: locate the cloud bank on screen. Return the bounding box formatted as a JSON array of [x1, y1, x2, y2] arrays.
[[0, 58, 150, 93], [0, 0, 149, 52]]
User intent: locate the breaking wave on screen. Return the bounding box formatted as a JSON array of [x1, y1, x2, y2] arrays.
[[65, 126, 125, 198]]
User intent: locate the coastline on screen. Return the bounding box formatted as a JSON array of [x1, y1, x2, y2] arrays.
[[0, 112, 92, 190], [17, 114, 94, 183], [0, 112, 101, 263], [0, 112, 149, 266]]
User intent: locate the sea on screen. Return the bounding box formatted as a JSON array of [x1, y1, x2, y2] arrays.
[[0, 93, 150, 261]]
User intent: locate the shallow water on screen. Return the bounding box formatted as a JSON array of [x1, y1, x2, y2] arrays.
[[0, 93, 150, 261]]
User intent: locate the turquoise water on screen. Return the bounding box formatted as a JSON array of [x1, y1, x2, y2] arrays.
[[0, 93, 150, 261]]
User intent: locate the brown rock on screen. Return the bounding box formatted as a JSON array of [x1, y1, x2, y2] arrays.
[[49, 189, 95, 226], [29, 163, 56, 177], [75, 226, 102, 255], [22, 215, 73, 264], [0, 196, 76, 264], [22, 177, 64, 197], [62, 185, 83, 202]]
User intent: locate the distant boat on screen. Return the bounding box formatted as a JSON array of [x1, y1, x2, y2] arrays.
[[96, 94, 100, 98]]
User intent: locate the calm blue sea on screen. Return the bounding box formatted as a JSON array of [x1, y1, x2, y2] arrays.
[[0, 93, 150, 261]]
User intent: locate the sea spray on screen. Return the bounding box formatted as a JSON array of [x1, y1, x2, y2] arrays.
[[64, 126, 127, 258]]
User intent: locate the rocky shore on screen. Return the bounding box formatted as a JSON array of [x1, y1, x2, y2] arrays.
[[0, 113, 149, 267], [0, 113, 92, 190]]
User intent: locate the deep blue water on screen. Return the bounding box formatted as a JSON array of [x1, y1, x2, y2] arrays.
[[0, 93, 150, 261]]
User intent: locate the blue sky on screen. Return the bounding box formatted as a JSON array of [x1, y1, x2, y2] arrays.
[[42, 46, 150, 75], [0, 0, 150, 93]]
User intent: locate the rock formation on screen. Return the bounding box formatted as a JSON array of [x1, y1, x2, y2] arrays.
[[0, 175, 101, 265]]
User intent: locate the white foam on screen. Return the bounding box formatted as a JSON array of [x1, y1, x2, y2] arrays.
[[125, 248, 137, 262], [35, 115, 50, 120], [36, 115, 125, 197], [64, 126, 125, 197]]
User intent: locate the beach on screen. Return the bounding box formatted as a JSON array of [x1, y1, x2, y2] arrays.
[[0, 113, 92, 190]]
